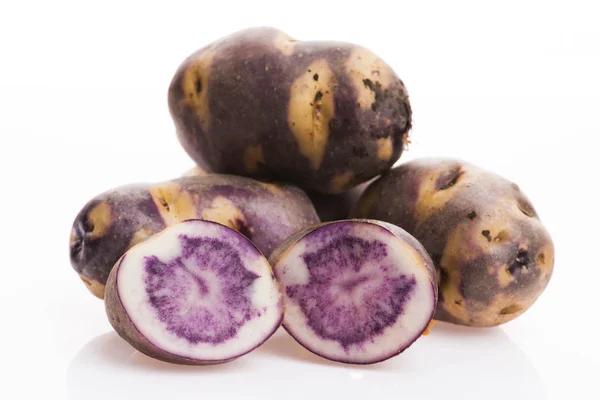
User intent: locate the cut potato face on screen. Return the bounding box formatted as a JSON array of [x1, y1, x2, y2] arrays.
[[105, 219, 283, 365], [270, 220, 437, 364]]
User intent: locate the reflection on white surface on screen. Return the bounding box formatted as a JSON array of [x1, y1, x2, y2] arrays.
[[67, 324, 546, 400]]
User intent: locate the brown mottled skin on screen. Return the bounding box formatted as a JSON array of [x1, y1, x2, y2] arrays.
[[70, 174, 319, 299], [352, 158, 555, 327], [169, 27, 412, 194]]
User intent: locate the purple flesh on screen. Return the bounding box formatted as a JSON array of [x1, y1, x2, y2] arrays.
[[270, 220, 437, 364], [105, 220, 283, 365]]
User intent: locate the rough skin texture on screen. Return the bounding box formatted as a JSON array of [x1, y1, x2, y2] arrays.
[[70, 174, 319, 299], [168, 27, 412, 194], [352, 158, 555, 327]]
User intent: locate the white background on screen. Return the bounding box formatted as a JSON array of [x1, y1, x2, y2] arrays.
[[0, 0, 598, 399]]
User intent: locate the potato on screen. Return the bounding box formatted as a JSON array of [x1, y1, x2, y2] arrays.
[[70, 174, 319, 299], [105, 219, 282, 365], [168, 27, 412, 194], [352, 158, 554, 327], [269, 219, 436, 364], [184, 165, 369, 222]]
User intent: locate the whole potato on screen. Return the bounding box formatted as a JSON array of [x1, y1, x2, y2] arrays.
[[169, 27, 412, 194], [352, 158, 554, 327], [70, 174, 319, 299]]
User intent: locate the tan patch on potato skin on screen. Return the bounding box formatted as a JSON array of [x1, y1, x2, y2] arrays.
[[352, 158, 555, 327], [497, 265, 515, 288], [329, 171, 355, 193], [272, 31, 296, 56], [129, 226, 155, 249], [201, 196, 248, 232], [288, 59, 335, 171], [80, 276, 105, 299], [183, 166, 209, 177], [257, 181, 284, 195], [437, 222, 474, 324], [536, 242, 555, 274], [376, 137, 393, 160], [243, 145, 265, 173], [180, 48, 216, 134], [87, 202, 112, 240], [413, 163, 487, 227], [149, 182, 198, 226], [346, 47, 395, 110]]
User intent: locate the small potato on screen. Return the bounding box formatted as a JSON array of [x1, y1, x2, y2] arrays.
[[169, 27, 412, 194], [352, 158, 554, 327], [70, 174, 319, 299]]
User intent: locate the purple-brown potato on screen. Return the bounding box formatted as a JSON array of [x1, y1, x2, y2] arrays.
[[70, 174, 319, 299], [352, 158, 555, 327], [105, 219, 283, 365], [184, 165, 368, 222], [169, 27, 412, 194], [270, 219, 437, 364]]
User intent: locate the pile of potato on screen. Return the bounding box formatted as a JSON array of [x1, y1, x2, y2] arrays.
[[70, 27, 554, 366]]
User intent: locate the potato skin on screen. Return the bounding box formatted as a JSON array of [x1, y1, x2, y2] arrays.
[[352, 158, 554, 327], [183, 162, 369, 222], [70, 174, 319, 299], [307, 180, 370, 222], [169, 27, 411, 194]]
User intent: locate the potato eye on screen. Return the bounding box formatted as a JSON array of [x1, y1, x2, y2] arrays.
[[437, 168, 463, 191], [508, 248, 530, 276], [517, 199, 536, 217]]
